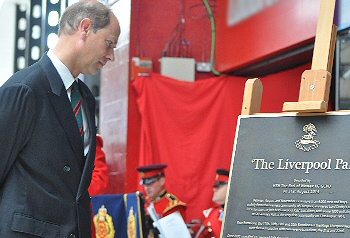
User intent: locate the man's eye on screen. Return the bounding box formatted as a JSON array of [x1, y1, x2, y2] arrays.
[[106, 40, 113, 47]]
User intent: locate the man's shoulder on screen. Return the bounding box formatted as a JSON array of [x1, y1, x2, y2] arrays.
[[164, 192, 186, 204], [161, 192, 186, 214], [4, 56, 52, 90], [152, 192, 186, 215]]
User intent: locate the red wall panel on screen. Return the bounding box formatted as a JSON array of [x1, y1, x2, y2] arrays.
[[128, 0, 215, 78], [215, 0, 321, 72]]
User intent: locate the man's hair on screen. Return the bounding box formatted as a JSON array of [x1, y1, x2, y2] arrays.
[[58, 1, 112, 36]]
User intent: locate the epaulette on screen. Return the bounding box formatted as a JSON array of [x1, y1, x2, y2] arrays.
[[165, 193, 177, 201], [163, 193, 186, 214]]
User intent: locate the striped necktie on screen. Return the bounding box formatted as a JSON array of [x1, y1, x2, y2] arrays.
[[70, 81, 84, 141]]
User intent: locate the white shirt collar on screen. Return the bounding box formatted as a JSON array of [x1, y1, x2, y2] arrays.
[[47, 49, 76, 90]]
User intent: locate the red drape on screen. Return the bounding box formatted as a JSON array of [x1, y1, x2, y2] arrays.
[[132, 63, 310, 222]]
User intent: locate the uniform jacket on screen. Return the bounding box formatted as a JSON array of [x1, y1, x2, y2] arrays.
[[0, 54, 97, 238], [197, 205, 224, 238], [144, 190, 186, 238], [146, 190, 186, 219], [88, 134, 109, 196]]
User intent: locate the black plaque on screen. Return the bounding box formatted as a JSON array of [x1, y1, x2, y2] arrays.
[[223, 112, 350, 238]]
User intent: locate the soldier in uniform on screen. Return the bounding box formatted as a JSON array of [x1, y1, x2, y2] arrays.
[[137, 164, 187, 237], [195, 168, 230, 238]]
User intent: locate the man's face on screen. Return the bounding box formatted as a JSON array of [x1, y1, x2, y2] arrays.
[[143, 177, 165, 200], [82, 14, 120, 75], [212, 184, 228, 205]]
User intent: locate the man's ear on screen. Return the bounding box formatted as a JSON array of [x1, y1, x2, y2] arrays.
[[79, 18, 93, 35], [159, 177, 166, 186]]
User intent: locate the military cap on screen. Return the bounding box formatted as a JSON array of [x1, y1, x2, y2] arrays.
[[213, 169, 230, 187], [137, 164, 167, 185]]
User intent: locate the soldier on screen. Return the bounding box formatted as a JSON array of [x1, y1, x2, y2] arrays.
[[137, 164, 186, 237], [196, 168, 230, 238]]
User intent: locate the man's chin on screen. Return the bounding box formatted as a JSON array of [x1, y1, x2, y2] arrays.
[[85, 69, 100, 76]]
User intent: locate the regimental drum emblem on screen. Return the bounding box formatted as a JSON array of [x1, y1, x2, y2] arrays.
[[127, 206, 137, 238], [93, 205, 116, 238], [295, 123, 320, 152]]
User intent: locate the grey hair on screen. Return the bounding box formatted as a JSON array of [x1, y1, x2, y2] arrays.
[[58, 1, 112, 36]]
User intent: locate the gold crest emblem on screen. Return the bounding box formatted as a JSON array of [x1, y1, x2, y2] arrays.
[[295, 123, 320, 152], [93, 205, 116, 238], [127, 206, 137, 238]]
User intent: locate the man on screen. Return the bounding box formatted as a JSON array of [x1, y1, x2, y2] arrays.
[[137, 164, 187, 237], [0, 1, 120, 237], [196, 169, 230, 238]]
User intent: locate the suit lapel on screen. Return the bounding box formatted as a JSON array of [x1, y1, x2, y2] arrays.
[[49, 91, 85, 160], [39, 55, 85, 164], [77, 80, 97, 200]]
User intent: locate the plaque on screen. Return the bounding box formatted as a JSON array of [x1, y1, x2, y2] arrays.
[[223, 112, 350, 238]]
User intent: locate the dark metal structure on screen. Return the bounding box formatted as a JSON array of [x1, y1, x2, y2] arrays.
[[14, 0, 68, 72]]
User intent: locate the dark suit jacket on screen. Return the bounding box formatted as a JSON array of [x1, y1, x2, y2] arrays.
[[0, 54, 97, 238]]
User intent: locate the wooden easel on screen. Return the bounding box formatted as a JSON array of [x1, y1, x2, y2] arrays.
[[241, 0, 337, 115]]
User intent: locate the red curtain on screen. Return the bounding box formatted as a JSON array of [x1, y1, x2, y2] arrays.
[[132, 64, 310, 222]]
